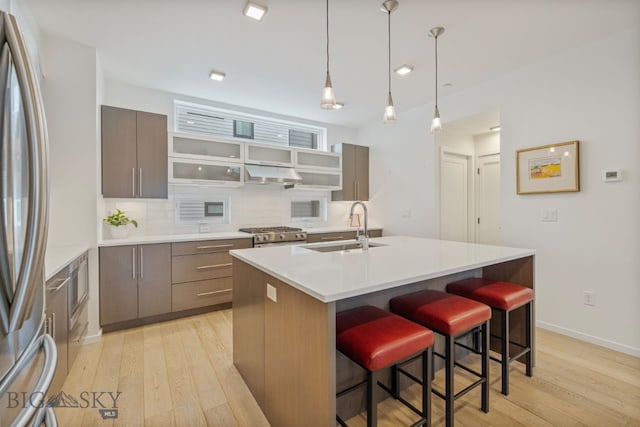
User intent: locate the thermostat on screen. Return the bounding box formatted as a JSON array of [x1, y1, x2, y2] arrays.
[[602, 169, 623, 182]]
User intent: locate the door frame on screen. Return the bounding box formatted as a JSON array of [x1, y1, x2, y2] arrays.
[[438, 146, 474, 241], [474, 150, 501, 244]]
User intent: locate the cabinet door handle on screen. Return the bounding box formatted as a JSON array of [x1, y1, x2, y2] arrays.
[[196, 244, 233, 250], [139, 247, 144, 279], [132, 247, 136, 279], [139, 168, 143, 197], [321, 236, 344, 240], [132, 168, 136, 197], [196, 289, 231, 297], [353, 182, 356, 198], [356, 182, 360, 200], [46, 276, 70, 292], [196, 263, 232, 271]]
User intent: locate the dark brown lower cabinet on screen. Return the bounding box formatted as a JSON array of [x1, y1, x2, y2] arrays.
[[99, 243, 171, 326]]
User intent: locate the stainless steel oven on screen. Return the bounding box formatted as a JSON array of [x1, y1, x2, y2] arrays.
[[239, 226, 307, 247]]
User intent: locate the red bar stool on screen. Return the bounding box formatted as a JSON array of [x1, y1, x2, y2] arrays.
[[446, 277, 534, 395], [390, 290, 491, 427], [336, 305, 435, 427]]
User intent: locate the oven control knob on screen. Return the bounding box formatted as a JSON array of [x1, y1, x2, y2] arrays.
[[279, 233, 285, 240], [296, 234, 303, 239]]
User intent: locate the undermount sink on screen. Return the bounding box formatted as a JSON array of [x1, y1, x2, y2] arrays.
[[303, 241, 387, 253]]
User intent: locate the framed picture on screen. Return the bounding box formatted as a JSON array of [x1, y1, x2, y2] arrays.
[[516, 140, 579, 194]]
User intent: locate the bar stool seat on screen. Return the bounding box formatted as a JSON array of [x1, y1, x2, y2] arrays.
[[390, 290, 491, 427], [446, 278, 534, 396], [336, 306, 435, 426]]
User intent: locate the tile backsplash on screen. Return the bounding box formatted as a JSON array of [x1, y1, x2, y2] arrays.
[[100, 185, 371, 240]]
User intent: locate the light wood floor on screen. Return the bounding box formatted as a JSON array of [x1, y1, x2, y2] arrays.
[[56, 309, 640, 426]]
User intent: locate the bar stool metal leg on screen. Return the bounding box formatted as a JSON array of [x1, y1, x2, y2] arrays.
[[367, 370, 378, 427], [525, 302, 533, 377], [482, 320, 490, 413], [424, 347, 433, 427], [501, 310, 510, 395], [445, 335, 455, 427]]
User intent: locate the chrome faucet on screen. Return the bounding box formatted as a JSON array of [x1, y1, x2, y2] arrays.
[[349, 201, 369, 250]]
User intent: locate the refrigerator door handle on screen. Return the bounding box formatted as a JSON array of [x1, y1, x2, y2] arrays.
[[30, 405, 58, 427], [0, 334, 57, 424], [4, 13, 49, 331]]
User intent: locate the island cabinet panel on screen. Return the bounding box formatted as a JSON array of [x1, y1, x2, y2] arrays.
[[232, 260, 336, 427], [232, 260, 266, 408], [263, 275, 336, 427], [99, 243, 171, 326]]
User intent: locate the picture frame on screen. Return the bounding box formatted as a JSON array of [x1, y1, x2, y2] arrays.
[[516, 140, 579, 194]]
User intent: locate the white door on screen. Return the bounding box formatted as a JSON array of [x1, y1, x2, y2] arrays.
[[476, 153, 501, 244], [440, 151, 470, 242]]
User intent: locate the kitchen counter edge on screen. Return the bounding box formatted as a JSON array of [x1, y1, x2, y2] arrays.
[[45, 245, 90, 281], [98, 231, 253, 247]]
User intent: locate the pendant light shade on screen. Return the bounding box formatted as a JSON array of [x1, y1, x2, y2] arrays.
[[320, 0, 337, 109], [383, 92, 397, 122], [382, 0, 398, 124], [430, 26, 444, 133]]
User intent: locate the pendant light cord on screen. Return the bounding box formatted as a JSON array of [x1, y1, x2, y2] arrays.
[[434, 34, 438, 107], [387, 9, 391, 95], [326, 0, 330, 72]]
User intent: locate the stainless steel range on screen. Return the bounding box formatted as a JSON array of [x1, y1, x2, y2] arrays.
[[239, 226, 307, 247]]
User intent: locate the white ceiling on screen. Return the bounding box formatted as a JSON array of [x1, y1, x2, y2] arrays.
[[23, 0, 640, 129]]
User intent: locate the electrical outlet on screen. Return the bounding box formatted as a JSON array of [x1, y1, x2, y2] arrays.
[[583, 291, 595, 306], [542, 208, 558, 222], [267, 283, 277, 302]]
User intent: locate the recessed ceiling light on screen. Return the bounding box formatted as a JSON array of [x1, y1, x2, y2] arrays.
[[332, 102, 345, 110], [209, 70, 226, 81], [394, 65, 413, 76], [490, 125, 501, 132], [243, 2, 267, 21]]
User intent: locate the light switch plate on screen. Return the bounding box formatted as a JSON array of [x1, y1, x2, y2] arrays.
[[267, 283, 277, 302]]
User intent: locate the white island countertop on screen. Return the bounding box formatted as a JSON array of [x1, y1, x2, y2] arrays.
[[230, 236, 535, 303]]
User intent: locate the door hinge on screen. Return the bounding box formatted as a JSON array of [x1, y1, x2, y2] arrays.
[[477, 217, 480, 224], [477, 168, 480, 175]]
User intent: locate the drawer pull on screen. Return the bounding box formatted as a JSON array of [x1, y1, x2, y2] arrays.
[[196, 263, 232, 271], [196, 244, 233, 250], [197, 289, 231, 297], [321, 236, 344, 240]]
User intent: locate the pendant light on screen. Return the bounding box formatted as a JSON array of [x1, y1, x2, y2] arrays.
[[430, 26, 445, 132], [320, 0, 336, 109], [382, 0, 398, 123]]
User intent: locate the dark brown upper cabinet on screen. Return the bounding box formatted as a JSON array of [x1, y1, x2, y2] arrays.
[[331, 143, 369, 201], [101, 105, 168, 198]]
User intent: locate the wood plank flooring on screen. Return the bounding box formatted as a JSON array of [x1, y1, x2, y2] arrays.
[[55, 309, 640, 426]]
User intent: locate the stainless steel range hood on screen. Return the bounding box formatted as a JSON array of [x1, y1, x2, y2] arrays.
[[244, 164, 302, 184]]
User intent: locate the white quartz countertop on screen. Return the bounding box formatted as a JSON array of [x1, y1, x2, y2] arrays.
[[230, 236, 535, 303], [45, 245, 89, 281], [98, 231, 253, 247]]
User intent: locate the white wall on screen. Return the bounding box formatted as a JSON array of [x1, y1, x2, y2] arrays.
[[359, 104, 437, 238], [40, 33, 101, 338], [363, 25, 640, 355]]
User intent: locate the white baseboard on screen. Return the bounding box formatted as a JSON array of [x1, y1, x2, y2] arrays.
[[81, 329, 103, 345], [536, 320, 640, 358]]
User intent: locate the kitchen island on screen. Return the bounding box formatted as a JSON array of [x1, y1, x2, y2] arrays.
[[231, 236, 535, 427]]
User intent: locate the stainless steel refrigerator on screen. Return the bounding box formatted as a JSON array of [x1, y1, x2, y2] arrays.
[[0, 11, 57, 427]]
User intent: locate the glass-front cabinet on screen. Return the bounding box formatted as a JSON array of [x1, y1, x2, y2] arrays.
[[169, 157, 243, 186], [169, 133, 243, 163], [294, 147, 341, 171]]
